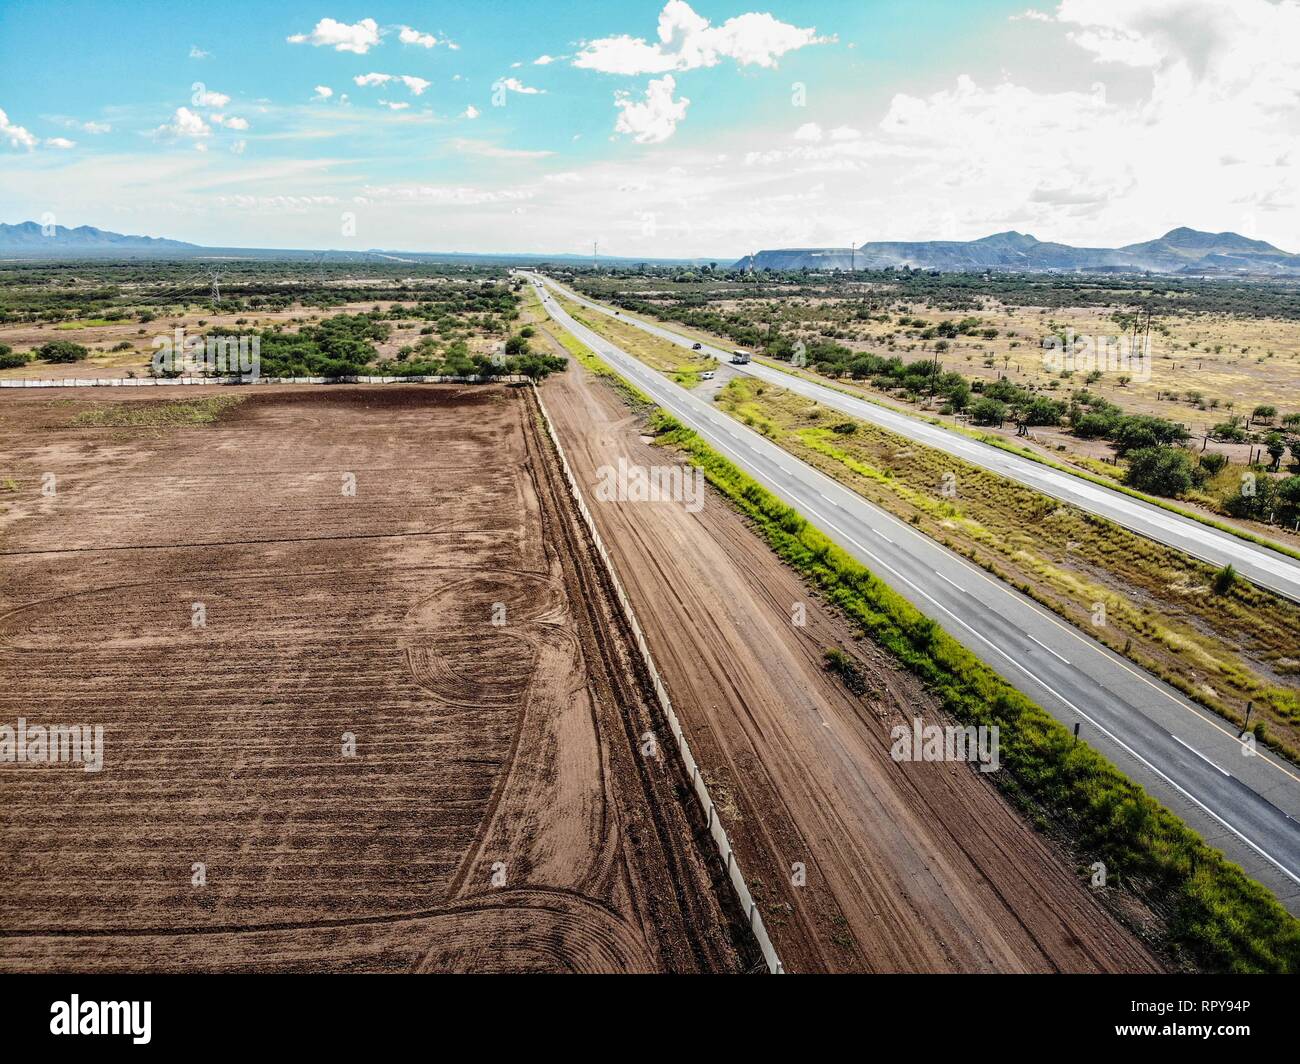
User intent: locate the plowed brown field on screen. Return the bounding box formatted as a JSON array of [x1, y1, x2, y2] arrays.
[[0, 384, 748, 973]]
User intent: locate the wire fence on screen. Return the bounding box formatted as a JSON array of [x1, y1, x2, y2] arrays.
[[531, 384, 784, 975]]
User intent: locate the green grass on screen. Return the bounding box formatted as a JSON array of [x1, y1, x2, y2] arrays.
[[70, 395, 246, 428], [54, 319, 117, 330], [551, 319, 1300, 973]]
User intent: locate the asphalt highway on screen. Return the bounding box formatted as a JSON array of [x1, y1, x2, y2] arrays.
[[548, 275, 1300, 603]]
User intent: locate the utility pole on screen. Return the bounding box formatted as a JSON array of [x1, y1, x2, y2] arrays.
[[208, 268, 223, 307]]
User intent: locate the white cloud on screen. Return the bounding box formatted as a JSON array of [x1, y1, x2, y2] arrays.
[[231, 139, 247, 155], [534, 54, 563, 65], [52, 117, 110, 134], [1010, 8, 1052, 21], [448, 139, 555, 160], [44, 137, 75, 149], [853, 0, 1300, 244], [829, 125, 860, 141], [614, 75, 690, 144], [358, 182, 535, 206], [463, 104, 481, 119], [354, 73, 429, 95], [1054, 0, 1288, 78], [212, 115, 249, 130], [287, 17, 381, 54], [398, 26, 440, 48], [189, 45, 209, 59], [378, 100, 410, 111], [155, 106, 211, 140], [312, 85, 334, 101], [574, 0, 832, 75], [192, 87, 230, 108], [498, 77, 545, 95], [793, 122, 822, 141]]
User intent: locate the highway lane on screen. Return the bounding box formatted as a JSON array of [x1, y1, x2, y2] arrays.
[[545, 275, 1300, 603], [526, 272, 1300, 914]]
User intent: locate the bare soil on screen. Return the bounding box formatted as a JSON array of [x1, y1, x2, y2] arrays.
[[0, 383, 747, 973]]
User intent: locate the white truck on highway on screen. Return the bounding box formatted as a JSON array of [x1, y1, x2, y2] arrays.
[[730, 349, 751, 364]]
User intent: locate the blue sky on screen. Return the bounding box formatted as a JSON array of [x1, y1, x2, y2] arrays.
[[2, 1, 1297, 255]]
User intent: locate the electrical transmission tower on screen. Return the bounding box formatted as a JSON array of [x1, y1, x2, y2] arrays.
[[207, 268, 224, 307]]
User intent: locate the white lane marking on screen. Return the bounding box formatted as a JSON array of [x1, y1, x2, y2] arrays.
[[1027, 632, 1071, 666], [874, 529, 894, 544], [1172, 734, 1231, 777], [935, 570, 967, 594]]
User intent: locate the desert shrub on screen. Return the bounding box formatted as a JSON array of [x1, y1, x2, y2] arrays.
[[36, 339, 90, 363], [1124, 446, 1194, 497]]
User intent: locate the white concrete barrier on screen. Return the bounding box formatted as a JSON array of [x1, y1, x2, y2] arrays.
[[0, 374, 532, 389]]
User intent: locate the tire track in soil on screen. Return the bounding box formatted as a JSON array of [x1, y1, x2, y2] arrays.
[[515, 387, 755, 973]]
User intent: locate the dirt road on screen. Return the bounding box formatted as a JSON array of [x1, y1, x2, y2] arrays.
[[539, 359, 1161, 973]]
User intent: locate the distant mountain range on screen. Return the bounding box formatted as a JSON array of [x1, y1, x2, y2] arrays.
[[0, 221, 714, 264], [734, 228, 1300, 276], [0, 221, 198, 250], [3, 220, 1297, 275]]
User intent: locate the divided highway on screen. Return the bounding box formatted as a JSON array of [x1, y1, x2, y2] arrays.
[[546, 275, 1300, 603], [525, 271, 1300, 914]]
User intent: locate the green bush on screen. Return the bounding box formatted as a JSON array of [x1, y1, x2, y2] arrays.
[[36, 339, 90, 363], [1124, 446, 1194, 497], [1198, 452, 1228, 476], [969, 397, 1006, 426], [1212, 564, 1237, 594], [0, 345, 28, 369]]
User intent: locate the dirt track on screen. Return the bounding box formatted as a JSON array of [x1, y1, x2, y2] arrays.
[[0, 384, 747, 973], [539, 359, 1162, 973]]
